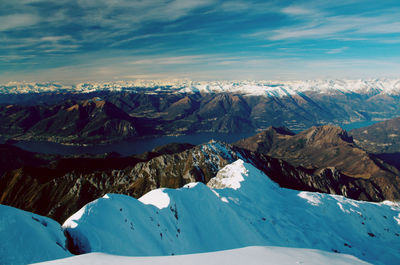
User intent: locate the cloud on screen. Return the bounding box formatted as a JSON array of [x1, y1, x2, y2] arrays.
[[1, 0, 400, 82], [0, 0, 218, 54], [326, 47, 348, 54], [281, 6, 315, 16], [249, 3, 400, 43], [129, 56, 206, 65], [40, 36, 72, 42], [0, 14, 39, 31], [120, 74, 172, 79]]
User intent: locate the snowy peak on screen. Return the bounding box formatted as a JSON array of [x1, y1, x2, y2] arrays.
[[207, 159, 248, 189], [2, 79, 400, 96], [206, 159, 279, 191]]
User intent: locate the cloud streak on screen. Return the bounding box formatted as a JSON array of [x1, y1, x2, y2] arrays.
[[259, 5, 400, 42], [0, 14, 39, 31], [1, 0, 400, 81]]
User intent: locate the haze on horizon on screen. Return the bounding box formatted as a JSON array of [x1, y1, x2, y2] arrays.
[[1, 0, 400, 83]]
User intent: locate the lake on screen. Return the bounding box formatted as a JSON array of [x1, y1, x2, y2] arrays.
[[11, 120, 383, 156], [14, 132, 256, 156], [341, 120, 380, 131]]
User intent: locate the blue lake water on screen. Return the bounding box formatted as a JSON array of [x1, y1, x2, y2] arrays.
[[341, 120, 380, 131], [14, 132, 256, 156], [11, 120, 383, 156]]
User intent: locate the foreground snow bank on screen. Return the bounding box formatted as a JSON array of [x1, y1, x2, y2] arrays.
[[34, 246, 370, 265], [63, 160, 400, 265], [0, 205, 71, 265]]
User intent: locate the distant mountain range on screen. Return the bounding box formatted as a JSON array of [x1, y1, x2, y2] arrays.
[[3, 79, 400, 144], [2, 79, 400, 95]]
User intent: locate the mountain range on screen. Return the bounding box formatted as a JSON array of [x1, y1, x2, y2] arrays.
[[3, 79, 400, 144], [2, 79, 400, 95]]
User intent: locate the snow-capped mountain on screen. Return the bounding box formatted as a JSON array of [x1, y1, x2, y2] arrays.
[[3, 79, 400, 142], [2, 79, 400, 96], [62, 159, 400, 265]]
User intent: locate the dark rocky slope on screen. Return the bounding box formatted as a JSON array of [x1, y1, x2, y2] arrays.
[[350, 117, 400, 154], [235, 125, 400, 201], [0, 98, 141, 144], [1, 136, 399, 223]]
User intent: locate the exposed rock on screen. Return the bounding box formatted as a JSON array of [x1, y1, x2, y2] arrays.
[[1, 138, 399, 224], [234, 125, 400, 201], [351, 117, 400, 153]]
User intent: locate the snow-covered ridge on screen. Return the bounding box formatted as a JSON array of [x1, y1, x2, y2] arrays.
[[62, 159, 400, 265], [2, 79, 400, 96]]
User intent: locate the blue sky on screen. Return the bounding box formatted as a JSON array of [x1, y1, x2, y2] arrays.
[[1, 0, 400, 82]]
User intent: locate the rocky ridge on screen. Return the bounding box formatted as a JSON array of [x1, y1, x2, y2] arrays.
[[1, 128, 399, 223]]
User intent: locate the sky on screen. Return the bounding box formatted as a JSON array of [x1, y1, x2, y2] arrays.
[[1, 0, 400, 82]]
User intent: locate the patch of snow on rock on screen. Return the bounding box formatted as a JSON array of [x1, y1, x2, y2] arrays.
[[183, 182, 199, 189], [207, 159, 247, 189]]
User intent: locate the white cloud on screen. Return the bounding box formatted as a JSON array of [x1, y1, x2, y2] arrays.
[[0, 14, 39, 31], [326, 47, 348, 54], [281, 6, 315, 16], [129, 56, 206, 65], [40, 36, 73, 42], [249, 6, 400, 42]]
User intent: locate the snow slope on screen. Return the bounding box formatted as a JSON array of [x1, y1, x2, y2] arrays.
[[2, 79, 400, 96], [63, 159, 400, 265], [0, 205, 71, 265], [35, 246, 370, 265]]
